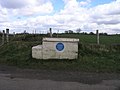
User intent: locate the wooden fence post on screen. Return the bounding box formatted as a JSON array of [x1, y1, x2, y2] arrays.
[[6, 28, 9, 43], [50, 28, 52, 37], [2, 30, 5, 45], [96, 30, 99, 45]]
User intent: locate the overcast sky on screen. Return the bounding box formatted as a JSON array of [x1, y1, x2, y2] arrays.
[[0, 0, 120, 34]]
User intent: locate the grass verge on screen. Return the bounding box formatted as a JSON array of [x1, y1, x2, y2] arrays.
[[0, 41, 120, 73]]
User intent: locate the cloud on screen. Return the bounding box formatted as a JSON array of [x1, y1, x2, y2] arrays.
[[17, 2, 53, 16], [0, 0, 51, 9], [0, 0, 53, 32], [97, 19, 120, 25], [0, 0, 120, 34], [0, 0, 28, 9], [0, 6, 9, 23], [94, 1, 120, 15], [79, 0, 91, 6], [0, 0, 53, 16]]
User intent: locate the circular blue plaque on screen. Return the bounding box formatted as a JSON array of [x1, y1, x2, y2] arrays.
[[56, 43, 64, 51]]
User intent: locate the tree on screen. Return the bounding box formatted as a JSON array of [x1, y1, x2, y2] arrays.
[[65, 31, 69, 34], [68, 30, 74, 33], [99, 33, 108, 35], [23, 30, 29, 34], [65, 30, 74, 34], [76, 28, 82, 33], [89, 32, 95, 35]]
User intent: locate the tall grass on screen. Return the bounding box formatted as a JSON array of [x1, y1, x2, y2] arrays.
[[0, 38, 120, 73]]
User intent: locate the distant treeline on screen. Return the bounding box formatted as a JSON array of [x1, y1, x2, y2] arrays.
[[64, 31, 108, 35], [0, 29, 120, 36]]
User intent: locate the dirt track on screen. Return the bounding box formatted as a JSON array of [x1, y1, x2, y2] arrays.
[[0, 65, 120, 90]]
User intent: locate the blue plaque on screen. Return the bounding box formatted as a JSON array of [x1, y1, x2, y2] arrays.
[[56, 43, 64, 51]]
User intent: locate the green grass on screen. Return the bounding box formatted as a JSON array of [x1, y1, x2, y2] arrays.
[[99, 35, 120, 45], [58, 34, 120, 44], [0, 34, 120, 73]]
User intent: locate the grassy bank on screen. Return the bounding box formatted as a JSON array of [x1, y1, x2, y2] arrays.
[[0, 41, 120, 73], [0, 34, 120, 73]]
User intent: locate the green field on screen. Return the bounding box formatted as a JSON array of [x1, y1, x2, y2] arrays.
[[0, 34, 120, 73], [58, 34, 120, 44]]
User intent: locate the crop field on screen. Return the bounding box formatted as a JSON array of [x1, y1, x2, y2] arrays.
[[0, 33, 120, 73]]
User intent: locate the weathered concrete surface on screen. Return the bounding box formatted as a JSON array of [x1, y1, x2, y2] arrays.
[[32, 45, 43, 59], [42, 42, 78, 59], [0, 65, 120, 90], [43, 38, 79, 42], [32, 38, 79, 59]]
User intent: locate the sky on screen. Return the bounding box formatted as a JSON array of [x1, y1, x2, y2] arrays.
[[0, 0, 120, 34]]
